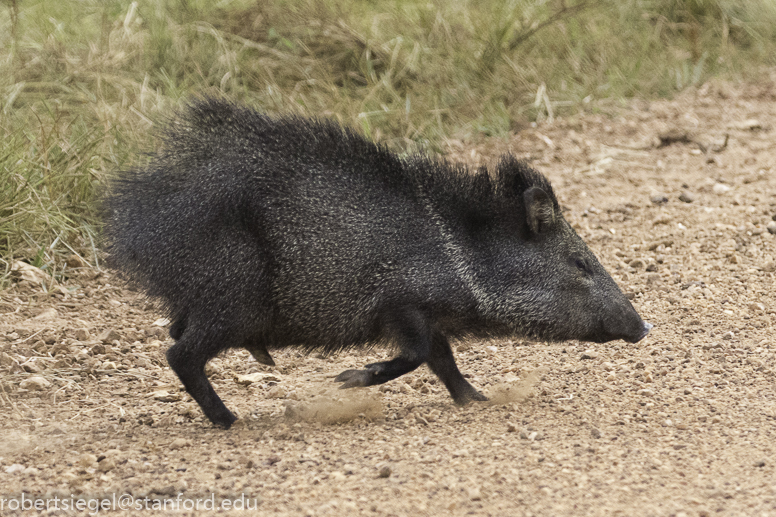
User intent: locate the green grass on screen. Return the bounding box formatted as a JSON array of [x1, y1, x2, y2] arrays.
[[2, 0, 776, 280]]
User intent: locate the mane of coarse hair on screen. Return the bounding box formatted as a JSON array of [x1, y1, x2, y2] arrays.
[[410, 152, 559, 215], [156, 96, 401, 183], [151, 97, 558, 216]]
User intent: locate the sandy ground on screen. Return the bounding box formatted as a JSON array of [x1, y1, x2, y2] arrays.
[[2, 75, 776, 516]]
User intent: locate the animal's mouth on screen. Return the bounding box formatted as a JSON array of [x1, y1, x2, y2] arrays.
[[583, 320, 653, 344], [631, 321, 653, 343]]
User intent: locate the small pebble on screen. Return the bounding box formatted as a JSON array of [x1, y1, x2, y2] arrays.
[[284, 403, 302, 419], [4, 464, 26, 474], [169, 438, 190, 450], [152, 390, 182, 402], [749, 302, 765, 312], [767, 221, 776, 235], [735, 118, 761, 130], [79, 453, 98, 468], [650, 193, 668, 204], [146, 327, 167, 339], [66, 254, 88, 268], [74, 328, 90, 341], [580, 350, 598, 360], [267, 386, 286, 399], [591, 428, 602, 439], [467, 487, 483, 501], [712, 183, 731, 195], [678, 191, 695, 203], [21, 359, 43, 374], [98, 457, 117, 472], [0, 353, 15, 367], [377, 465, 392, 478], [20, 376, 51, 391], [235, 372, 282, 385], [34, 308, 59, 321], [152, 485, 178, 497], [99, 329, 121, 344]]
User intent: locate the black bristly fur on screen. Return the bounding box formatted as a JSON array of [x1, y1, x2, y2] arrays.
[[104, 98, 649, 428]]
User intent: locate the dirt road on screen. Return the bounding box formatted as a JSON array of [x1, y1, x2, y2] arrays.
[[2, 76, 776, 516]]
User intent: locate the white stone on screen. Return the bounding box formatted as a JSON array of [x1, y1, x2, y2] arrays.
[[20, 376, 51, 391]]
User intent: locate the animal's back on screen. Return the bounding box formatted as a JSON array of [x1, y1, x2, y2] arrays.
[[104, 99, 440, 339]]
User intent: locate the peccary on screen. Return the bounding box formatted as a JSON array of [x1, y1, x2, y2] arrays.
[[104, 98, 651, 429]]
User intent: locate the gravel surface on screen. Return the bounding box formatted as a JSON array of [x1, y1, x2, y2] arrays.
[[2, 77, 776, 516]]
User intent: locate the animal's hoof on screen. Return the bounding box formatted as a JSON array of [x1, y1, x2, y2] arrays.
[[453, 389, 488, 405], [334, 369, 372, 388], [209, 410, 237, 429]]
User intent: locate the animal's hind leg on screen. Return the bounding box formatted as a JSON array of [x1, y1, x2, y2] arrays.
[[163, 232, 273, 428], [166, 336, 236, 429], [426, 332, 487, 404]]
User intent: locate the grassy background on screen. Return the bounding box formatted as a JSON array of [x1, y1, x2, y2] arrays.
[[2, 0, 776, 282]]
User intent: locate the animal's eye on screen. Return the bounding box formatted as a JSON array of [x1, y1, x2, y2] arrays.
[[572, 256, 590, 275]]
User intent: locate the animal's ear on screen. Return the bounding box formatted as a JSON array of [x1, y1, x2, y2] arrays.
[[524, 186, 556, 235]]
